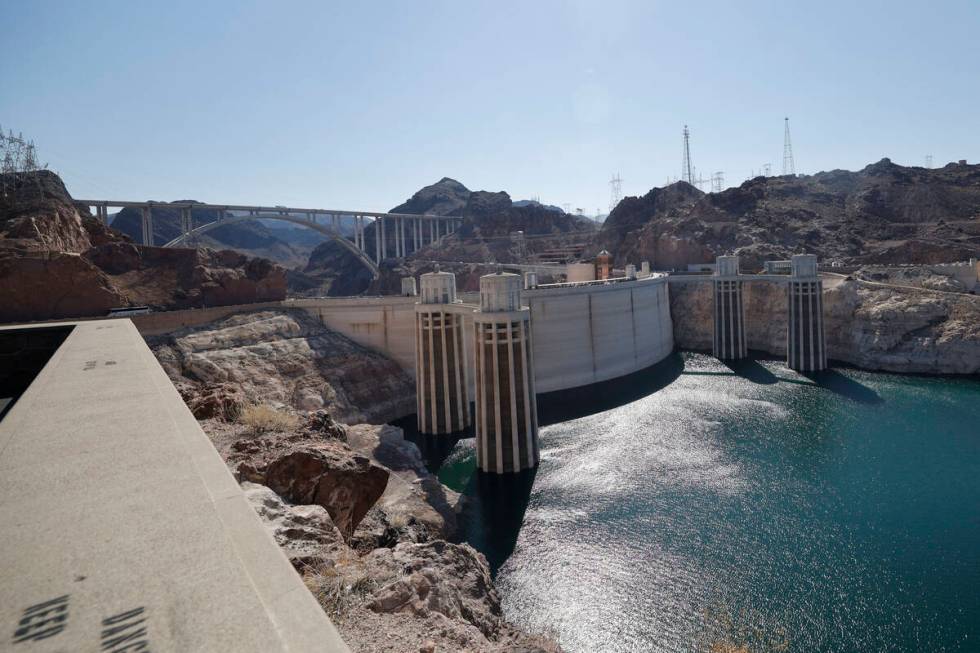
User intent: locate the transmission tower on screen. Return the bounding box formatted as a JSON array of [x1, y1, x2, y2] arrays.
[[762, 163, 772, 177], [682, 125, 694, 184], [711, 172, 725, 193], [925, 155, 933, 169], [609, 174, 622, 212], [782, 117, 795, 176]]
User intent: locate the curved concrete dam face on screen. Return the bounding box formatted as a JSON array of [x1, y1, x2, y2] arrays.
[[523, 275, 674, 393], [296, 275, 673, 398], [134, 275, 676, 402]]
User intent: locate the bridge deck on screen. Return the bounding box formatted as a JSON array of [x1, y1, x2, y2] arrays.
[[0, 319, 348, 652]]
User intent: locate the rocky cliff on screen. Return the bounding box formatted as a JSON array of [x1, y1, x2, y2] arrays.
[[149, 309, 414, 424], [0, 170, 286, 323], [668, 277, 980, 374], [595, 159, 980, 270], [153, 309, 559, 652]]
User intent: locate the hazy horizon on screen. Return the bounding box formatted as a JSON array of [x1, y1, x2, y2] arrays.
[[2, 0, 977, 214]]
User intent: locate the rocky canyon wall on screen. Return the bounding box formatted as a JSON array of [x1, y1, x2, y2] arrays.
[[0, 170, 287, 323], [152, 308, 560, 652], [669, 278, 980, 375]]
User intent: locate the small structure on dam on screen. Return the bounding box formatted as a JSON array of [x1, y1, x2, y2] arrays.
[[787, 254, 827, 372], [474, 272, 539, 474], [713, 255, 747, 360], [415, 270, 471, 435]]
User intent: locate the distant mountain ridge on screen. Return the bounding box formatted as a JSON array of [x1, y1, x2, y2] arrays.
[[592, 158, 980, 270]]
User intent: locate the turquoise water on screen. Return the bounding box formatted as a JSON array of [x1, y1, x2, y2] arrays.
[[418, 353, 980, 652]]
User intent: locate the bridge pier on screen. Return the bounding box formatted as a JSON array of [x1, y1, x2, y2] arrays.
[[179, 208, 193, 240], [398, 218, 404, 258], [712, 255, 747, 360], [415, 271, 470, 435], [474, 272, 539, 474], [787, 254, 827, 372], [141, 206, 153, 246]]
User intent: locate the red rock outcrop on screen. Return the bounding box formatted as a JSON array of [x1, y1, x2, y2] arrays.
[[0, 170, 287, 323]]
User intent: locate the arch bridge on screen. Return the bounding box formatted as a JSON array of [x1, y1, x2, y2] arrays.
[[77, 199, 464, 279]]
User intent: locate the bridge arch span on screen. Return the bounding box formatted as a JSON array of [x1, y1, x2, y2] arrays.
[[163, 213, 380, 279]]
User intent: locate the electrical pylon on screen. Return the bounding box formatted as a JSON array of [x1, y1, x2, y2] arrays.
[[782, 117, 795, 176]]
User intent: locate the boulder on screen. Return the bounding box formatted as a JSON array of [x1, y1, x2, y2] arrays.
[[363, 541, 500, 637], [261, 447, 389, 540], [347, 424, 463, 542], [241, 482, 350, 568], [304, 410, 348, 441], [183, 383, 246, 421], [229, 431, 390, 543]]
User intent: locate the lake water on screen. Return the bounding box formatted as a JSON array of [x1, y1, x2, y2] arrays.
[[406, 353, 980, 652]]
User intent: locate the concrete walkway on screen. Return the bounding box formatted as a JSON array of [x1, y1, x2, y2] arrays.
[[0, 320, 349, 652]]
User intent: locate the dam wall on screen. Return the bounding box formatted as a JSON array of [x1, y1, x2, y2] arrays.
[[524, 275, 673, 393], [668, 277, 788, 354], [133, 277, 676, 396]]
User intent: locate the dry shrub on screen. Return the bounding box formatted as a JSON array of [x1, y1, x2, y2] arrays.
[[238, 404, 299, 433], [303, 558, 378, 621]]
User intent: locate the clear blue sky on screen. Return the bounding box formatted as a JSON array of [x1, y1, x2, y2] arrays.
[[2, 0, 978, 214]]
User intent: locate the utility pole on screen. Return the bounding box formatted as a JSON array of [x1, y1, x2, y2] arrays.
[[783, 117, 796, 176], [609, 174, 622, 213], [682, 125, 694, 184]]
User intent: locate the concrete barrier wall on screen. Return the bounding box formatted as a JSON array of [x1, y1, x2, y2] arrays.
[[134, 278, 675, 397], [130, 301, 285, 335]]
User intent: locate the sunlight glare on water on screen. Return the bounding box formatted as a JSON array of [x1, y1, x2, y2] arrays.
[[434, 353, 980, 653]]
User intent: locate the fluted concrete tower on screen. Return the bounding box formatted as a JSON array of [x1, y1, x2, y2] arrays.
[[415, 271, 470, 434], [787, 254, 827, 371], [474, 272, 539, 474], [713, 255, 747, 360]]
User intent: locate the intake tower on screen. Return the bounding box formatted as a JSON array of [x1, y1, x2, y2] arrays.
[[712, 255, 747, 360], [415, 271, 470, 434], [474, 272, 539, 474], [787, 254, 827, 371]]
